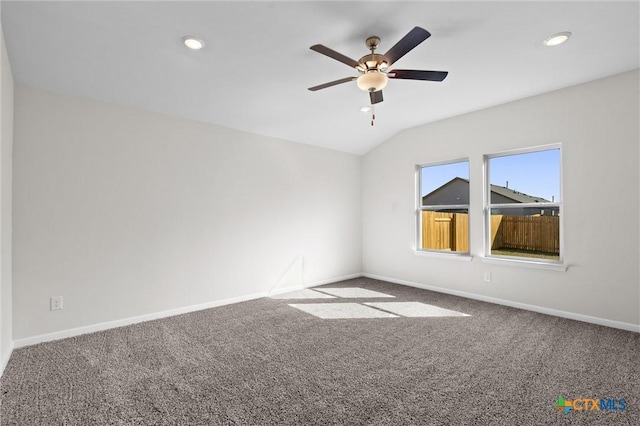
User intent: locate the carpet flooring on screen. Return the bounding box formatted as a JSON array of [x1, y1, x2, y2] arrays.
[[1, 278, 639, 425]]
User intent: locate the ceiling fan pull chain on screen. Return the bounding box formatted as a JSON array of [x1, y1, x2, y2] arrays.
[[371, 112, 376, 126]]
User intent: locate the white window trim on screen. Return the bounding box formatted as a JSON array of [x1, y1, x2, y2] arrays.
[[481, 255, 568, 271], [414, 250, 473, 261], [416, 159, 470, 255], [483, 143, 566, 270]]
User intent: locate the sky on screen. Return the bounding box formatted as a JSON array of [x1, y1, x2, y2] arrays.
[[420, 148, 560, 202]]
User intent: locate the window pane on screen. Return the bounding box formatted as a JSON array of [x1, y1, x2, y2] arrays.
[[489, 149, 560, 204], [422, 209, 469, 252], [489, 207, 560, 261], [421, 161, 469, 206]]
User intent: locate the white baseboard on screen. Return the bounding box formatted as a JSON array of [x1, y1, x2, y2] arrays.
[[268, 285, 304, 296], [13, 272, 366, 349], [14, 271, 635, 350], [13, 290, 270, 349], [268, 273, 366, 296], [1, 342, 14, 377], [363, 273, 640, 333], [305, 273, 364, 288]]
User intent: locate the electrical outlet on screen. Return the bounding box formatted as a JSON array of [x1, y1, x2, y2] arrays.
[[50, 296, 63, 311], [483, 272, 492, 282]]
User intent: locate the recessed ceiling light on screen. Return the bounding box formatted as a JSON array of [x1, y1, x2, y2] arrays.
[[360, 106, 372, 113], [543, 31, 572, 47], [182, 36, 205, 50]]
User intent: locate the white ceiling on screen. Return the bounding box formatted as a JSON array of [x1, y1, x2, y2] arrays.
[[2, 1, 639, 155]]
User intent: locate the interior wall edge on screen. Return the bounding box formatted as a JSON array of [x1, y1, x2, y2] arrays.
[[304, 272, 364, 289], [0, 341, 13, 378]]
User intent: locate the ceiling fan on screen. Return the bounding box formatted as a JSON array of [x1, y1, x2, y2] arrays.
[[308, 26, 448, 107]]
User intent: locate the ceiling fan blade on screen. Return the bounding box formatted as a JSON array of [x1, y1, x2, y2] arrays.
[[388, 69, 448, 81], [310, 44, 360, 68], [308, 77, 357, 91], [383, 27, 431, 66], [370, 90, 383, 104]]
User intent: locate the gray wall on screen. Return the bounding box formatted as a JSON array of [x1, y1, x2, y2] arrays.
[[363, 70, 639, 327], [13, 86, 362, 340]]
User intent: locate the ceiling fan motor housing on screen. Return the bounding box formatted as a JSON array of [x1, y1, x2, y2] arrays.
[[358, 53, 386, 72]]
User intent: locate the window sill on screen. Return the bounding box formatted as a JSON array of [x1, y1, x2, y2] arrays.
[[481, 256, 568, 271], [414, 250, 473, 262]]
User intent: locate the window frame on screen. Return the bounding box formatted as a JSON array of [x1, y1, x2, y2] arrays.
[[416, 158, 471, 256], [483, 144, 564, 267]]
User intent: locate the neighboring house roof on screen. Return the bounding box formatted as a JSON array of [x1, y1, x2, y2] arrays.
[[488, 183, 549, 203], [421, 177, 469, 200], [422, 177, 550, 203]]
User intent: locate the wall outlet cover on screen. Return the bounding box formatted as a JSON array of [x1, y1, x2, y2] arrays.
[[50, 296, 63, 311]]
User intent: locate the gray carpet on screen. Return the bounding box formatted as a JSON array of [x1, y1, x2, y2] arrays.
[[1, 278, 639, 425]]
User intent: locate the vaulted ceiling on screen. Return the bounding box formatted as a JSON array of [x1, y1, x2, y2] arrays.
[[2, 1, 639, 154]]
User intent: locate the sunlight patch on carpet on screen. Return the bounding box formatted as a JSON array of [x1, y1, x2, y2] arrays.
[[270, 289, 336, 299], [288, 303, 399, 319], [365, 302, 470, 318], [315, 288, 395, 298]]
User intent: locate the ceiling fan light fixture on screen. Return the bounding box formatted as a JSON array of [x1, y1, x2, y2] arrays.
[[182, 36, 205, 50], [357, 71, 388, 92], [543, 31, 571, 47]]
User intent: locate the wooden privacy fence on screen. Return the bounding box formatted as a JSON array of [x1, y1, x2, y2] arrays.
[[421, 211, 468, 252], [422, 212, 559, 254], [491, 214, 559, 254]]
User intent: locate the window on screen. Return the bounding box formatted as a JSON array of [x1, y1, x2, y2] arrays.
[[418, 160, 469, 254], [485, 146, 562, 263]]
